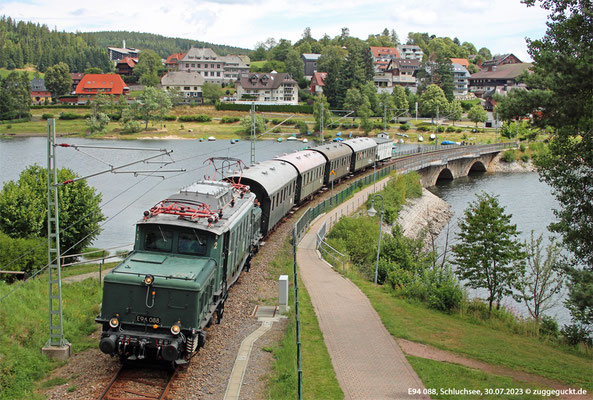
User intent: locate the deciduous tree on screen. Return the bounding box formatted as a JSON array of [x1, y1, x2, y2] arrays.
[[419, 84, 448, 123], [201, 82, 224, 105], [519, 232, 565, 323], [468, 104, 488, 130], [45, 62, 72, 98], [134, 49, 162, 87], [0, 165, 105, 257], [446, 100, 463, 126], [511, 0, 593, 333]]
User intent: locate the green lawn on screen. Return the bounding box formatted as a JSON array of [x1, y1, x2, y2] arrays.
[[0, 275, 101, 400], [0, 67, 42, 80], [351, 275, 592, 390], [407, 356, 546, 400]]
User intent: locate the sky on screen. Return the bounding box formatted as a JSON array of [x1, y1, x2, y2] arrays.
[[1, 0, 551, 61]]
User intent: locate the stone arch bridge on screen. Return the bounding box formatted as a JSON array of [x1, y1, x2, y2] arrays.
[[391, 143, 514, 187]]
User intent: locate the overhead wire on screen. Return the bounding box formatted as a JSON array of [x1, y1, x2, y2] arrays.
[[0, 138, 307, 302]]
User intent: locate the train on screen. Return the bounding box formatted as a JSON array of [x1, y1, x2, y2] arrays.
[[96, 136, 394, 364]]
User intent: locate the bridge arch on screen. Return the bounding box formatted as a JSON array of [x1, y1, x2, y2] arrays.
[[435, 168, 453, 183], [468, 160, 487, 174]]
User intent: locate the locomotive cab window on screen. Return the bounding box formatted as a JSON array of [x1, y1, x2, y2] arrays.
[[178, 230, 208, 256], [144, 226, 174, 252]]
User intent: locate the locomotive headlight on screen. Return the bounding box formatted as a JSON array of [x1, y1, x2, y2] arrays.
[[109, 317, 120, 328], [144, 274, 154, 285], [171, 323, 181, 335]]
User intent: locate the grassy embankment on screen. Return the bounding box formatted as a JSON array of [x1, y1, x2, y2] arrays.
[[325, 171, 590, 397], [0, 262, 113, 399], [265, 240, 343, 399], [352, 275, 592, 393]]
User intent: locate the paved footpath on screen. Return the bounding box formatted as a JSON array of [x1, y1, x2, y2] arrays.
[[297, 177, 430, 400]]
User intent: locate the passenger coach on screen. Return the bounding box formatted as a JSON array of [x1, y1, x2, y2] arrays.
[[274, 150, 326, 204], [310, 142, 352, 185], [342, 138, 377, 173], [227, 160, 297, 235]]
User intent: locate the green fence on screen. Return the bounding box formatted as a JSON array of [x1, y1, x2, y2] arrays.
[[293, 142, 514, 243]]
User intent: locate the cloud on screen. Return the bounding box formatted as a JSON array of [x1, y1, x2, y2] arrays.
[[0, 0, 550, 56]]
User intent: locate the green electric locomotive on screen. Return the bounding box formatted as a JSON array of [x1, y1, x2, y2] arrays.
[[96, 178, 261, 364]]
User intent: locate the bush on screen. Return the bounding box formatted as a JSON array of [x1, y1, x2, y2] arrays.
[[220, 116, 240, 123], [0, 232, 46, 280], [178, 114, 212, 122], [521, 153, 530, 162], [397, 267, 464, 312], [539, 315, 559, 338], [399, 124, 410, 131], [59, 112, 82, 120], [296, 120, 308, 134], [456, 128, 463, 133], [107, 113, 122, 121], [446, 126, 455, 132], [163, 114, 177, 121], [122, 120, 142, 133], [561, 323, 592, 346], [501, 149, 517, 163], [436, 126, 445, 133], [417, 126, 429, 132], [41, 113, 54, 120], [215, 102, 313, 114]]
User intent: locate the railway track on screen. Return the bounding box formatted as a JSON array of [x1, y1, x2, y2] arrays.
[[97, 364, 181, 400]]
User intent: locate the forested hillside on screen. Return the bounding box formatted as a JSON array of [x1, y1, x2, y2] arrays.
[[0, 16, 111, 72], [89, 31, 251, 58]]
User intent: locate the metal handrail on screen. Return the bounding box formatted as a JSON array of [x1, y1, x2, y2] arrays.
[[316, 223, 346, 273]]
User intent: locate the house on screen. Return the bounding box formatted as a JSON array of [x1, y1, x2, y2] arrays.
[[397, 45, 423, 61], [161, 71, 205, 104], [30, 78, 51, 104], [116, 57, 138, 76], [74, 74, 129, 102], [481, 54, 522, 71], [221, 54, 250, 83], [450, 58, 469, 68], [178, 47, 226, 85], [302, 53, 321, 78], [168, 49, 250, 84], [309, 72, 327, 94], [71, 73, 84, 92], [107, 41, 140, 61], [235, 72, 298, 104], [369, 47, 400, 69], [165, 52, 186, 70], [452, 63, 471, 97], [375, 58, 420, 93], [468, 63, 532, 98]]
